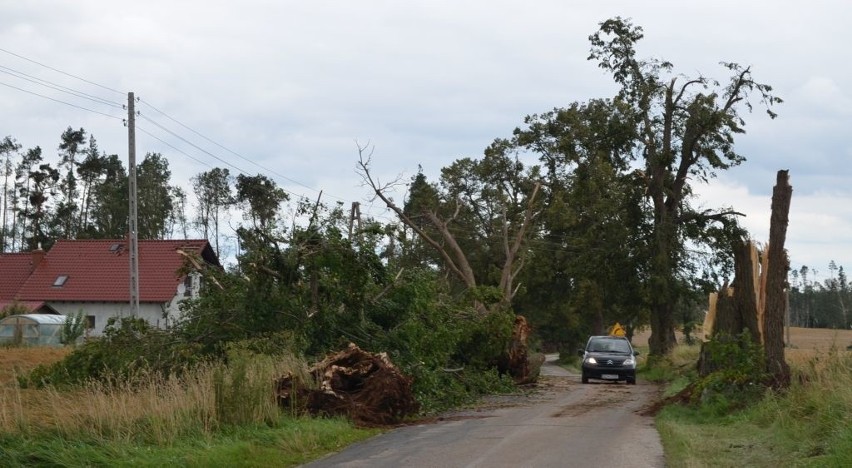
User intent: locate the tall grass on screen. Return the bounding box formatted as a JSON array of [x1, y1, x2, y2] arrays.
[[752, 347, 852, 464], [657, 345, 852, 467], [1, 349, 310, 445]]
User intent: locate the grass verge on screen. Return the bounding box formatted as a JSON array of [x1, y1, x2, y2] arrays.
[[0, 417, 379, 467], [0, 347, 381, 467], [654, 345, 852, 467]]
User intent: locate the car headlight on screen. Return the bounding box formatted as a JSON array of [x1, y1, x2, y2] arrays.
[[623, 357, 636, 367], [585, 357, 597, 364]]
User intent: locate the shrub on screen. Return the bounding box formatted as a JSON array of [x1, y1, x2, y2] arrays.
[[22, 317, 204, 388], [60, 310, 86, 346], [694, 331, 768, 411]]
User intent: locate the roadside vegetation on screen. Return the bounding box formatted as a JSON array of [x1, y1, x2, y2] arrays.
[[0, 343, 380, 466], [651, 329, 852, 467], [3, 16, 851, 467]]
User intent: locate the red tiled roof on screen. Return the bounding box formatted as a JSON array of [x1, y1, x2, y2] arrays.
[[0, 253, 39, 301], [0, 300, 57, 314], [15, 239, 218, 303]]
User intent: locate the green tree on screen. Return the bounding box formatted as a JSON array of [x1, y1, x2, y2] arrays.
[[358, 144, 542, 315], [234, 174, 288, 232], [1, 136, 21, 252], [192, 167, 233, 256], [76, 136, 107, 237], [587, 17, 780, 355], [55, 127, 87, 239], [25, 162, 59, 250], [168, 186, 190, 239], [88, 154, 128, 238], [136, 153, 175, 239], [496, 99, 649, 353], [15, 146, 43, 250]]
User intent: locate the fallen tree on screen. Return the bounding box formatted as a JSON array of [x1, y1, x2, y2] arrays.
[[275, 343, 419, 426]]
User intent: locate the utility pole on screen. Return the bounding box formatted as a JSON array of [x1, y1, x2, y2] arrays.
[[348, 201, 361, 241], [127, 92, 140, 317]]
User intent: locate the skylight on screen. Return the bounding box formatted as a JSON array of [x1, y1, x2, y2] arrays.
[[53, 275, 68, 287]]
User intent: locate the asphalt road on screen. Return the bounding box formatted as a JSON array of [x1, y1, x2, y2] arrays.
[[303, 356, 665, 468]]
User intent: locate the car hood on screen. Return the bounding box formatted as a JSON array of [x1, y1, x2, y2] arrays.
[[585, 351, 632, 359]]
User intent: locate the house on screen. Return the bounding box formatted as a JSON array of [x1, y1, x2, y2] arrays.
[[0, 239, 220, 336], [0, 251, 58, 315]]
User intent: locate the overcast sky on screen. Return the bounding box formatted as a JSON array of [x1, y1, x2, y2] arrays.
[[2, 1, 851, 281]]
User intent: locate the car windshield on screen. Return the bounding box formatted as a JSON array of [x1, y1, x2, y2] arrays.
[[588, 338, 632, 354]]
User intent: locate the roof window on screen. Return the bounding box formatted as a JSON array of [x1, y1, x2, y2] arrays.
[[53, 275, 69, 287]]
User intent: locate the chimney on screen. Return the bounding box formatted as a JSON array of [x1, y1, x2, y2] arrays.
[[31, 244, 46, 270]]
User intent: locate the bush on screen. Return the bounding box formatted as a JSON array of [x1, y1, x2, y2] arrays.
[[22, 317, 205, 388], [694, 331, 768, 411], [60, 310, 86, 346]]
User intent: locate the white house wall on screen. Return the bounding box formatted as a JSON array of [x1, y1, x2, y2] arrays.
[[47, 299, 182, 336], [44, 274, 197, 336]]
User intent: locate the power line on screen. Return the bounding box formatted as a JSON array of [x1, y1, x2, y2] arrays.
[[0, 80, 124, 121], [0, 47, 126, 96], [0, 65, 124, 108], [137, 97, 345, 202], [0, 48, 386, 218], [138, 113, 253, 175], [135, 116, 322, 204], [136, 125, 213, 168]]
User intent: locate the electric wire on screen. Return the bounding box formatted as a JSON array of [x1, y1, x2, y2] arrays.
[[0, 47, 126, 96], [0, 50, 577, 252], [137, 98, 346, 202], [136, 125, 213, 168], [138, 113, 252, 176], [136, 116, 327, 204], [0, 64, 124, 108], [0, 80, 124, 121]]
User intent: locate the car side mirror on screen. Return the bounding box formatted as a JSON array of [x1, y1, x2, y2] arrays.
[[577, 349, 585, 357], [633, 350, 640, 356]]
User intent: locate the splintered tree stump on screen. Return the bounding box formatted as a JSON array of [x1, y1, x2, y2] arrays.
[[499, 315, 541, 384], [764, 170, 792, 388], [274, 343, 419, 426]]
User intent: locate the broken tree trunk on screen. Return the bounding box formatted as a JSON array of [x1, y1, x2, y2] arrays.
[[732, 240, 762, 344], [500, 315, 541, 384], [764, 170, 792, 388], [699, 241, 763, 377], [698, 286, 734, 376]]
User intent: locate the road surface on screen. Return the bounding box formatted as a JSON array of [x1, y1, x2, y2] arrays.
[[303, 355, 665, 467]]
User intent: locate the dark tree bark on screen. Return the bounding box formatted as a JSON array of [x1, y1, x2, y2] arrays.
[[764, 170, 792, 388], [698, 287, 734, 376], [711, 287, 739, 338]]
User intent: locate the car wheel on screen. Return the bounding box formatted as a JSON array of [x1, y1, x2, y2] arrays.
[[581, 374, 589, 384], [627, 378, 636, 385]]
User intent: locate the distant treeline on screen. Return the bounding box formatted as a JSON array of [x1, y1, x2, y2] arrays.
[[789, 262, 851, 330]]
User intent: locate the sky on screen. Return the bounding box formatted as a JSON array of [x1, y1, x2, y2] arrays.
[[1, 1, 851, 282]]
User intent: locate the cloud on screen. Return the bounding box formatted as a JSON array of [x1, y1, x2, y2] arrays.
[[2, 0, 852, 271], [695, 176, 852, 271]]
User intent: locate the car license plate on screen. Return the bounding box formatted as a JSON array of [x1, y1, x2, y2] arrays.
[[601, 374, 619, 380]]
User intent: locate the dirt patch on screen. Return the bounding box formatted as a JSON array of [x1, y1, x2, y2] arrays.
[[551, 383, 634, 418]]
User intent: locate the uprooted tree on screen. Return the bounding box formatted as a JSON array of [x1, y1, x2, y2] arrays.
[[357, 144, 542, 382]]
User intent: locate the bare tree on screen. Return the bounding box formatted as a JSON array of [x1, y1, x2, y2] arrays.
[[355, 144, 541, 315]]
